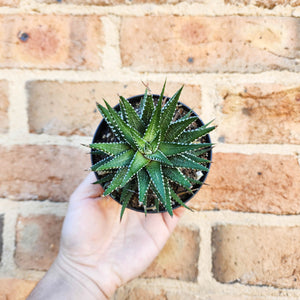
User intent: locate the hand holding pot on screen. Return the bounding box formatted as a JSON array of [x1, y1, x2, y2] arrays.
[[28, 172, 185, 300]]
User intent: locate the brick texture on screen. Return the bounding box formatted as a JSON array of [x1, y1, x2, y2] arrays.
[[165, 292, 264, 300], [0, 80, 9, 134], [114, 286, 168, 300], [26, 81, 201, 136], [0, 15, 103, 70], [120, 16, 299, 73], [15, 214, 63, 271], [189, 153, 300, 214], [35, 0, 190, 4], [218, 85, 300, 144], [0, 279, 37, 300], [142, 225, 200, 281], [212, 225, 300, 288], [115, 285, 262, 300], [225, 0, 300, 8], [0, 145, 89, 201], [0, 0, 19, 6], [0, 215, 3, 263]]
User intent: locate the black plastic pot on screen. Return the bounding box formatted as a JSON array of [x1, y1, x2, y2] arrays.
[[91, 94, 212, 213]]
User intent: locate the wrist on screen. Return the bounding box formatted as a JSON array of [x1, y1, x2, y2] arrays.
[[28, 256, 108, 300], [53, 254, 110, 300]]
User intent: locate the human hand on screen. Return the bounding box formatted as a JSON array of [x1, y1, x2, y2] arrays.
[[29, 172, 184, 299]]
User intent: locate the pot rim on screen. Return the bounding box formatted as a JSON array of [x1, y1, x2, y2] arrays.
[[91, 93, 212, 213]]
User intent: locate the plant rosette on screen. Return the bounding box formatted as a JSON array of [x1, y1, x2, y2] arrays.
[[88, 83, 215, 219]]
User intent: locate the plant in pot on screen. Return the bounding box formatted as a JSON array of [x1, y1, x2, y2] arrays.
[[87, 83, 215, 219]]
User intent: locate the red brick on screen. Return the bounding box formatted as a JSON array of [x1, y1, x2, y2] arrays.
[[0, 0, 19, 6], [114, 285, 167, 300], [142, 225, 200, 281], [26, 81, 201, 136], [120, 16, 299, 73], [0, 15, 103, 70], [0, 145, 90, 202], [0, 279, 37, 300], [0, 80, 9, 134], [212, 225, 300, 288], [218, 85, 300, 144], [15, 214, 63, 270], [225, 0, 300, 8], [189, 153, 300, 215]]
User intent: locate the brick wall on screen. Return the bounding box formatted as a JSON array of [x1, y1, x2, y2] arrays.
[[0, 0, 299, 299]]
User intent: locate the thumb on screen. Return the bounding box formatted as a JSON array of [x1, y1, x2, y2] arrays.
[[70, 172, 104, 203]]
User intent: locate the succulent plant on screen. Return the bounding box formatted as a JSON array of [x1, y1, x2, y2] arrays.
[[88, 83, 215, 219]]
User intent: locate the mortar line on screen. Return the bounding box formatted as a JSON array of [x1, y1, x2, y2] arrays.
[[1, 134, 300, 156], [13, 200, 68, 217], [181, 210, 300, 228], [8, 79, 29, 138], [198, 81, 217, 124], [2, 2, 299, 17], [101, 15, 122, 73], [197, 219, 214, 287], [0, 204, 18, 278], [1, 70, 300, 85], [126, 276, 300, 299]]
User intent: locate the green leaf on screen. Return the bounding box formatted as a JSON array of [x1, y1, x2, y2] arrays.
[[130, 128, 148, 152], [137, 168, 151, 209], [163, 167, 191, 189], [160, 86, 183, 138], [121, 151, 150, 187], [104, 100, 137, 149], [192, 147, 213, 156], [119, 100, 127, 121], [159, 80, 167, 103], [141, 92, 154, 124], [93, 149, 135, 172], [168, 154, 210, 172], [164, 117, 198, 142], [89, 142, 130, 156], [120, 182, 135, 220], [145, 150, 173, 166], [178, 110, 192, 121], [92, 173, 115, 185], [203, 119, 215, 128], [143, 104, 161, 142], [143, 83, 165, 142], [149, 178, 172, 216], [149, 130, 161, 152], [139, 89, 147, 115], [186, 176, 205, 186], [163, 179, 173, 216], [170, 187, 192, 211], [154, 193, 160, 212], [181, 152, 211, 164], [103, 168, 128, 196], [146, 161, 165, 200], [90, 156, 114, 172], [150, 183, 165, 210], [120, 96, 145, 134], [89, 150, 106, 156], [96, 102, 125, 142], [178, 125, 216, 143], [159, 142, 213, 156]]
